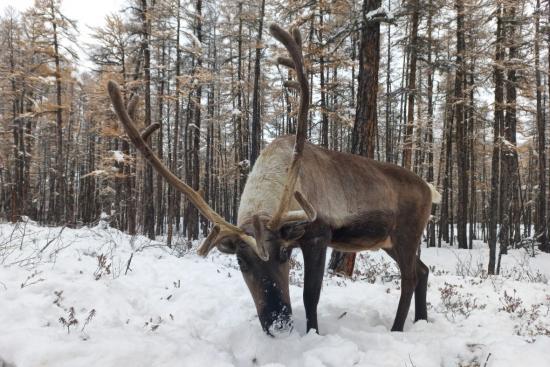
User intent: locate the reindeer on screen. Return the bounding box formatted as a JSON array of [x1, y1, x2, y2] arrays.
[[107, 23, 440, 336]]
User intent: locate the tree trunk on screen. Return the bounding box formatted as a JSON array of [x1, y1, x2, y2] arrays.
[[454, 0, 468, 249], [140, 0, 155, 239], [536, 0, 549, 252], [319, 7, 329, 148], [188, 0, 203, 240], [401, 0, 419, 170], [51, 3, 65, 224], [250, 0, 266, 168], [167, 0, 182, 246], [330, 0, 381, 277], [498, 4, 520, 269], [426, 0, 436, 247], [467, 47, 476, 250], [351, 0, 381, 158], [439, 73, 454, 246], [488, 4, 504, 274], [155, 40, 166, 235]]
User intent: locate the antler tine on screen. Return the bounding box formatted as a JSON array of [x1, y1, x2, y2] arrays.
[[267, 23, 310, 230], [291, 27, 302, 48], [141, 123, 160, 141], [196, 225, 220, 257], [107, 80, 269, 261], [283, 80, 301, 91], [276, 56, 295, 69], [293, 191, 316, 222], [127, 94, 138, 120], [281, 77, 301, 119]]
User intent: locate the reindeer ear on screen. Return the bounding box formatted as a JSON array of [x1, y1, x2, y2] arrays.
[[279, 221, 309, 242]]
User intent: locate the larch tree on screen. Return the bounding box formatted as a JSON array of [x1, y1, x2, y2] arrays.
[[454, 0, 468, 249], [401, 0, 420, 170], [1, 0, 549, 274], [29, 0, 78, 224], [534, 0, 549, 252], [329, 0, 383, 277]]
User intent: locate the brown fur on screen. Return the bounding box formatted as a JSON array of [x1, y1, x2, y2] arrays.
[[248, 136, 433, 241]]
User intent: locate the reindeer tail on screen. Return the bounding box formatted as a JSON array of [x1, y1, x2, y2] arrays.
[[426, 183, 441, 205]]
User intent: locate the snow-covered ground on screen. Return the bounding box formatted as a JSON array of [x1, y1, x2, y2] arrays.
[[1, 219, 549, 367]]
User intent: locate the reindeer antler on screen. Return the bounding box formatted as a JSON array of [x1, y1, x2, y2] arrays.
[[107, 81, 269, 260], [267, 24, 311, 230]]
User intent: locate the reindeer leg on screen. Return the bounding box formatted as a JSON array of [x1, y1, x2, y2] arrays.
[[301, 231, 330, 333], [414, 258, 429, 322], [384, 236, 420, 332], [392, 277, 417, 331]]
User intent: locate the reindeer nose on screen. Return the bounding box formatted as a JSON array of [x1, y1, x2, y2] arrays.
[[268, 314, 293, 336], [260, 304, 293, 336]]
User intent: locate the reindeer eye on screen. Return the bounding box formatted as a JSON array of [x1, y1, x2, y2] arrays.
[[279, 247, 289, 263], [237, 255, 250, 272]]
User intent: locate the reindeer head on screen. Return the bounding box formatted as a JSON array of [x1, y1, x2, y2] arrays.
[[214, 188, 316, 335], [107, 23, 311, 335]]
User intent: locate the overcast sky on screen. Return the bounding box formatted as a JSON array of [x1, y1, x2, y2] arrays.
[[0, 0, 127, 70]]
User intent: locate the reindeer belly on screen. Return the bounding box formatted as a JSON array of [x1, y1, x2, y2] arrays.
[[329, 209, 395, 252], [331, 237, 393, 252]]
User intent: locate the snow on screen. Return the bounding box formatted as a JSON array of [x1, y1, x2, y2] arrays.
[[238, 159, 250, 169], [36, 75, 56, 85], [187, 32, 202, 48], [81, 169, 107, 178], [111, 150, 125, 163], [1, 220, 549, 367], [365, 6, 394, 22]]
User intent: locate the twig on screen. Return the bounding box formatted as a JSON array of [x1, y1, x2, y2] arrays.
[[40, 226, 66, 253], [81, 309, 96, 332], [125, 253, 134, 275], [483, 353, 492, 367], [19, 219, 28, 250]]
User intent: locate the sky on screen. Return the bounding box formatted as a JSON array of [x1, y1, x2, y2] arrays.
[[0, 0, 127, 70]]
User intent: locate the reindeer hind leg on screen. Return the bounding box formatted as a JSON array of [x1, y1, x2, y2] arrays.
[[385, 233, 421, 332], [414, 258, 429, 322]]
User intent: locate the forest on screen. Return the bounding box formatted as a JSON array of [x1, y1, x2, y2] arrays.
[[1, 1, 550, 366], [1, 0, 549, 273]]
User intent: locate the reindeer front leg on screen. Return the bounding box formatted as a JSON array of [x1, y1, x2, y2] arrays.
[[300, 230, 330, 333]]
